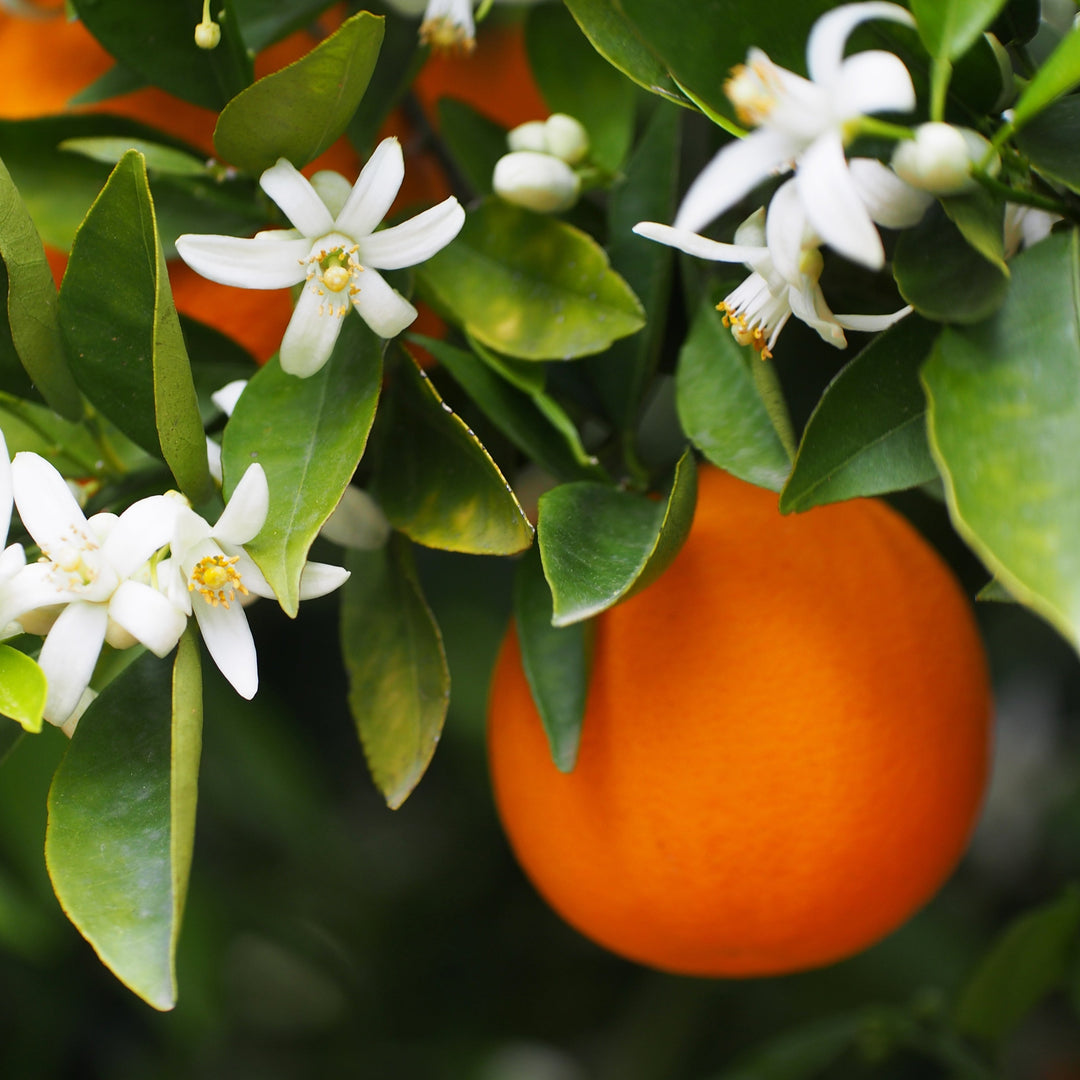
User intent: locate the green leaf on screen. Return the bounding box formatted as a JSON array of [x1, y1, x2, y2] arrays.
[[525, 3, 635, 173], [58, 137, 210, 178], [538, 448, 697, 627], [416, 198, 645, 361], [437, 98, 507, 197], [59, 151, 211, 502], [922, 230, 1080, 649], [0, 156, 82, 420], [214, 11, 385, 174], [942, 188, 1008, 273], [415, 336, 604, 482], [780, 317, 941, 513], [370, 349, 534, 555], [910, 0, 1010, 61], [1012, 25, 1080, 131], [71, 0, 252, 111], [512, 548, 592, 773], [340, 536, 449, 809], [675, 301, 792, 492], [1014, 96, 1080, 192], [233, 0, 340, 52], [45, 639, 203, 1011], [955, 886, 1080, 1042], [894, 200, 1009, 324], [221, 315, 382, 616], [0, 646, 45, 734]]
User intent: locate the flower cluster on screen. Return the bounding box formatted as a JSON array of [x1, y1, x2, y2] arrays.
[[0, 434, 348, 731], [493, 113, 591, 214]]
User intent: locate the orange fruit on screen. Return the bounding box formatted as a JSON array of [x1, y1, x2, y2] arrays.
[[488, 466, 992, 977]]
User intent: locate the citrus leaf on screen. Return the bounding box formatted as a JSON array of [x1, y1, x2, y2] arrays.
[[416, 198, 645, 361], [370, 349, 534, 555], [1014, 96, 1080, 192], [58, 150, 211, 502], [942, 189, 1008, 273], [45, 636, 203, 1011], [513, 547, 592, 773], [214, 11, 384, 174], [58, 137, 210, 178], [1012, 24, 1080, 130], [676, 301, 792, 492], [910, 0, 1010, 61], [780, 317, 941, 513], [0, 646, 45, 734], [221, 314, 383, 616], [538, 447, 697, 627], [340, 536, 449, 810], [922, 230, 1080, 649]]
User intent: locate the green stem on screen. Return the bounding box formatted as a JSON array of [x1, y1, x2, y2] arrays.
[[971, 170, 1075, 217], [930, 57, 952, 123], [845, 116, 915, 143]]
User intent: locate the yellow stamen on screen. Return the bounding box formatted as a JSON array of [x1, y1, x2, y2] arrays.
[[189, 553, 248, 608]]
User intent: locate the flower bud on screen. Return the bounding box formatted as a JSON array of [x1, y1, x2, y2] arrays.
[[507, 121, 550, 154], [493, 151, 581, 213], [544, 114, 589, 165], [194, 20, 221, 49], [891, 123, 997, 196]]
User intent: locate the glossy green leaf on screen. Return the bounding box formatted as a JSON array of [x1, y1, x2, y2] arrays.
[[513, 547, 592, 773], [922, 230, 1080, 649], [45, 637, 203, 1011], [910, 0, 1010, 61], [1015, 96, 1080, 192], [780, 317, 941, 513], [0, 646, 45, 734], [221, 315, 382, 616], [71, 0, 252, 111], [415, 336, 603, 482], [956, 885, 1080, 1042], [991, 0, 1041, 45], [416, 198, 645, 361], [370, 350, 534, 555], [525, 3, 635, 173], [675, 301, 792, 492], [0, 156, 82, 420], [1012, 25, 1080, 130], [561, 0, 688, 107], [894, 200, 1009, 324], [538, 448, 697, 627], [340, 536, 449, 809], [214, 11, 384, 175], [59, 151, 211, 502], [586, 102, 680, 430], [58, 137, 209, 178], [437, 98, 506, 197], [942, 189, 1008, 273]]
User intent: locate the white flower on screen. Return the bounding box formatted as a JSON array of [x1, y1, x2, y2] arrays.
[[419, 0, 476, 50], [675, 1, 916, 269], [158, 464, 349, 700], [1004, 203, 1061, 258], [635, 175, 914, 357], [1, 454, 186, 726], [494, 152, 581, 213], [508, 115, 590, 165], [891, 123, 998, 195], [176, 138, 465, 377]]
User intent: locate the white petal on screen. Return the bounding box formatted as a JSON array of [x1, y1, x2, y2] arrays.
[[834, 51, 916, 118], [259, 158, 335, 236], [193, 599, 258, 699], [217, 464, 269, 546], [172, 507, 214, 565], [847, 158, 932, 229], [105, 495, 182, 578], [210, 379, 248, 417], [39, 601, 108, 726], [108, 580, 187, 657], [279, 281, 347, 377], [0, 561, 76, 627], [358, 198, 465, 269], [787, 279, 848, 349], [309, 170, 354, 218], [175, 234, 310, 289], [298, 562, 350, 599], [206, 438, 223, 485], [674, 128, 799, 235], [0, 542, 25, 582], [797, 131, 884, 269], [11, 452, 87, 550], [764, 180, 815, 284], [229, 548, 274, 598], [806, 2, 914, 84], [836, 305, 913, 331], [335, 137, 405, 240], [632, 221, 764, 264], [349, 268, 417, 338]]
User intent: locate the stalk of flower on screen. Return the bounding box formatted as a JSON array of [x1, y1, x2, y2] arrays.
[[674, 1, 916, 271], [176, 137, 465, 378], [157, 464, 350, 700]]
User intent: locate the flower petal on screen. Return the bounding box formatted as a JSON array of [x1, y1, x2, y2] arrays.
[[279, 281, 348, 377], [11, 452, 88, 551], [105, 494, 183, 578], [193, 598, 258, 699], [847, 158, 932, 229], [787, 279, 848, 349], [298, 561, 350, 599], [335, 137, 405, 239], [260, 158, 335, 236], [835, 305, 913, 332], [673, 128, 799, 235], [39, 600, 108, 726], [834, 50, 916, 118], [216, 464, 269, 546], [108, 580, 187, 657], [632, 221, 765, 264], [806, 1, 914, 84], [349, 267, 418, 338], [211, 379, 248, 417], [796, 131, 884, 269], [358, 197, 465, 269], [175, 234, 310, 289], [0, 560, 76, 627], [764, 180, 816, 284]]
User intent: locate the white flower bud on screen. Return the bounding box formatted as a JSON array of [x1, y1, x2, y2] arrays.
[[493, 151, 581, 213], [544, 114, 589, 165], [507, 120, 550, 154], [891, 123, 997, 196], [194, 20, 221, 49]]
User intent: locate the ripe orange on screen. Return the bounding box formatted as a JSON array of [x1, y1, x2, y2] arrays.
[[488, 466, 992, 976]]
